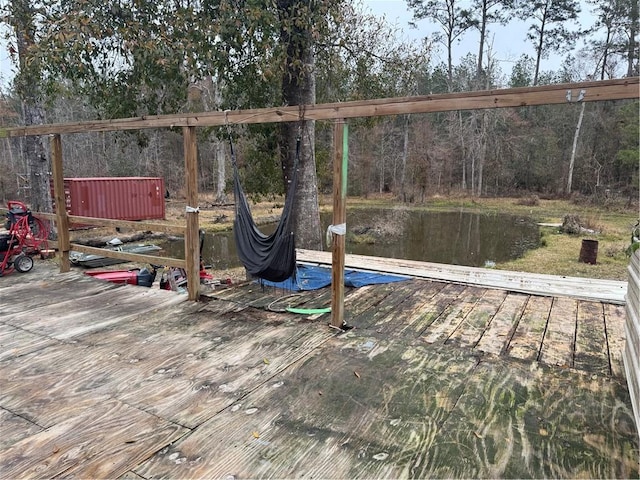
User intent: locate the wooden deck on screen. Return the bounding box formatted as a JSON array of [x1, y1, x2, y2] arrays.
[[0, 260, 638, 478]]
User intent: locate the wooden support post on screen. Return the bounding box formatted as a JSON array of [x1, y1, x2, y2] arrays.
[[331, 120, 348, 328], [50, 134, 70, 272], [183, 126, 200, 301]]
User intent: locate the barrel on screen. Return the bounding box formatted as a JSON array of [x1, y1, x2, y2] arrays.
[[579, 239, 598, 264]]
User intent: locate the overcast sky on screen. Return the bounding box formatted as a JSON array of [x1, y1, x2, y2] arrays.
[[363, 0, 594, 81], [0, 0, 595, 90]]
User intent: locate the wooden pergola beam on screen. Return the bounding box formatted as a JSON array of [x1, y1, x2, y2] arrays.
[[2, 78, 638, 137]]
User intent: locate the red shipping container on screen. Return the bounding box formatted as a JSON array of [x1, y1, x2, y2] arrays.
[[53, 177, 165, 221]]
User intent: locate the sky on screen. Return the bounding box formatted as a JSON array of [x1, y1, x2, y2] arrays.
[[0, 0, 595, 90], [363, 0, 595, 81]]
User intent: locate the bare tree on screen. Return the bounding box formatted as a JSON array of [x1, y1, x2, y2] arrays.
[[517, 0, 581, 85]]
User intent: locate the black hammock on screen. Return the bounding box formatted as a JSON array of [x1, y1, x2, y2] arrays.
[[230, 136, 300, 283]]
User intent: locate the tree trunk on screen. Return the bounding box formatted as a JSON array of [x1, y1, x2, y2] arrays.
[[400, 114, 410, 202], [457, 112, 467, 191], [533, 3, 548, 86], [215, 138, 226, 203], [12, 0, 51, 213], [566, 102, 586, 195], [477, 0, 487, 80], [279, 0, 322, 250], [628, 0, 639, 77], [477, 111, 489, 196]]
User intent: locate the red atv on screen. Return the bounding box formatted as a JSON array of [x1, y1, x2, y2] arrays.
[[1, 201, 49, 277]]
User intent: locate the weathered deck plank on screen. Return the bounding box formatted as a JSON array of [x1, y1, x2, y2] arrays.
[[0, 408, 43, 450], [133, 334, 638, 479], [422, 286, 487, 344], [426, 360, 638, 478], [604, 303, 627, 378], [575, 300, 610, 375], [377, 280, 446, 336], [362, 281, 428, 331], [475, 292, 528, 356], [0, 273, 118, 315], [406, 283, 468, 336], [1, 285, 188, 340], [133, 338, 480, 479], [0, 323, 57, 362], [297, 249, 628, 303], [0, 262, 636, 479], [539, 296, 577, 369], [507, 296, 553, 362], [0, 399, 187, 479], [446, 288, 507, 349]]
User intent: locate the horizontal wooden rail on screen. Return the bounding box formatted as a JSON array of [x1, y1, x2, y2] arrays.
[[30, 211, 55, 221], [19, 211, 187, 269], [66, 243, 186, 269], [67, 215, 186, 235], [1, 77, 637, 136], [10, 211, 186, 236]]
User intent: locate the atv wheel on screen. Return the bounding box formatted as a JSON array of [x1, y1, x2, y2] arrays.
[[14, 254, 34, 273]]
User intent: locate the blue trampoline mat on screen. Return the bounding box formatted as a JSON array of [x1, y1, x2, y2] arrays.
[[260, 264, 410, 291]]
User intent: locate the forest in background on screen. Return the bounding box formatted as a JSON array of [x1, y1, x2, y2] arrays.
[[0, 0, 637, 209]]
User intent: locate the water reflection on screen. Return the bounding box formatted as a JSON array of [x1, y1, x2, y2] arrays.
[[339, 209, 539, 267], [158, 208, 539, 270]]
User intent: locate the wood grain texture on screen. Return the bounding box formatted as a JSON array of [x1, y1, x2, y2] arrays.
[[0, 273, 118, 315], [425, 361, 638, 478], [0, 407, 43, 450], [475, 292, 529, 356], [507, 296, 553, 362], [446, 288, 507, 349], [134, 335, 638, 479], [604, 303, 627, 378], [133, 339, 479, 479], [0, 323, 57, 362], [0, 262, 636, 478], [539, 296, 577, 369], [624, 250, 640, 448], [575, 301, 610, 375], [1, 284, 188, 340], [297, 249, 628, 304], [4, 78, 638, 135], [0, 399, 187, 479], [422, 286, 487, 344]]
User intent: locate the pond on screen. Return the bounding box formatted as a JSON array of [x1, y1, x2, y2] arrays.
[[157, 208, 540, 270]]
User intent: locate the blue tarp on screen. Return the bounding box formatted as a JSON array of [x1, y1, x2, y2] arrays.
[[259, 264, 410, 291]]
